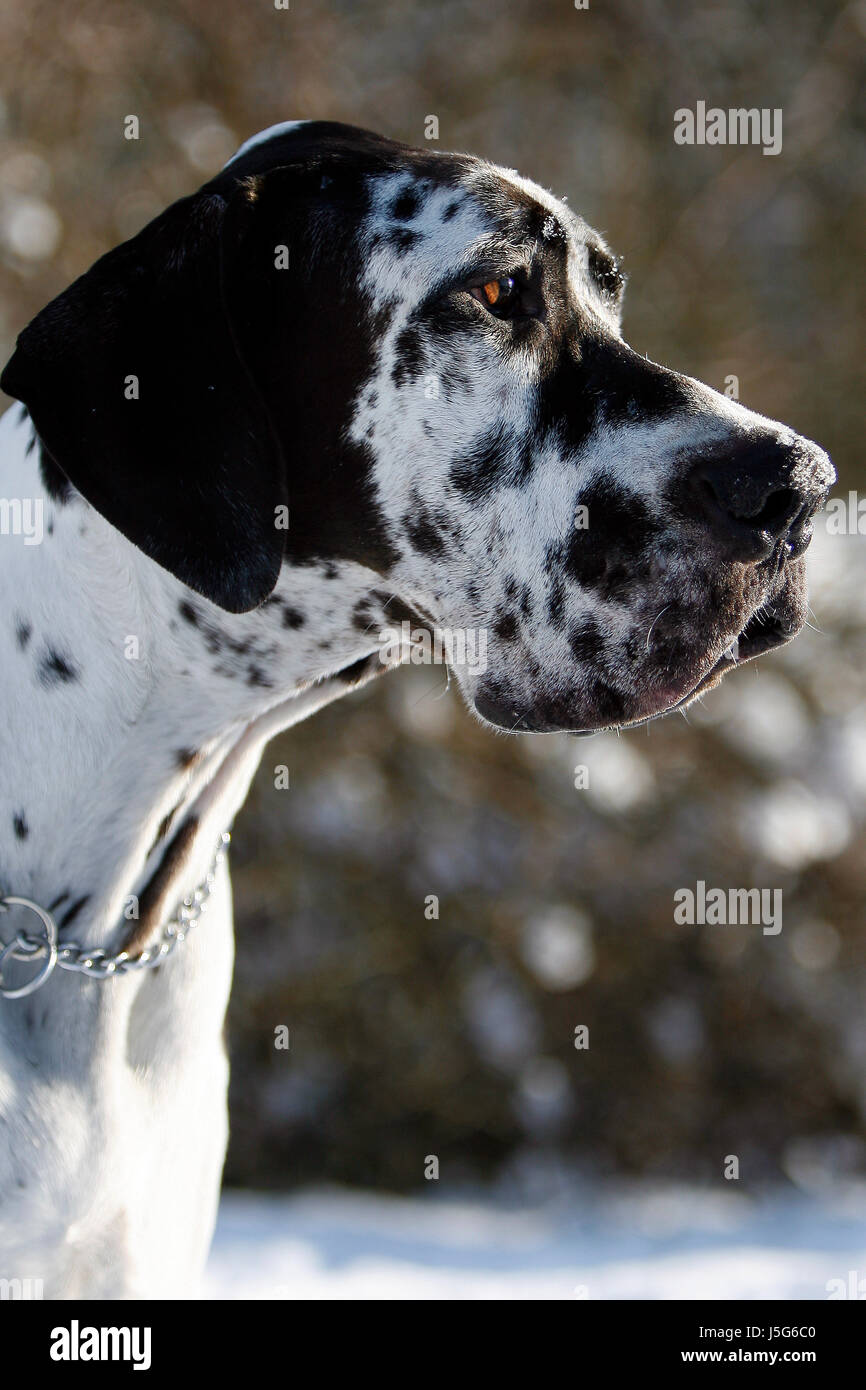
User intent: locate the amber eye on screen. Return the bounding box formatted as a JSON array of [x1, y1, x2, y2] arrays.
[[470, 275, 521, 317]]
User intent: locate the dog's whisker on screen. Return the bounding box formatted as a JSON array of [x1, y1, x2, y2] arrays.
[[645, 604, 672, 653]]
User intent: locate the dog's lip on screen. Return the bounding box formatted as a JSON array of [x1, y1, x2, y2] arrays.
[[570, 606, 801, 736]]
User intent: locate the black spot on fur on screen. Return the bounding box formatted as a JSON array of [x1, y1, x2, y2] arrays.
[[38, 646, 79, 686], [15, 620, 31, 650], [443, 199, 461, 221], [175, 748, 198, 769], [538, 330, 691, 460], [449, 426, 510, 499], [392, 326, 427, 388], [563, 481, 659, 599], [178, 601, 200, 626], [493, 610, 519, 642], [547, 577, 566, 629], [406, 508, 446, 557], [352, 599, 375, 633], [385, 226, 422, 254], [588, 678, 627, 724], [390, 187, 420, 220], [282, 606, 305, 629], [568, 616, 604, 664], [246, 664, 272, 688], [12, 813, 28, 840]]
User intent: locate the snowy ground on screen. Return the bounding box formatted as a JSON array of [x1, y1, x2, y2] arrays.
[[204, 1184, 866, 1300]]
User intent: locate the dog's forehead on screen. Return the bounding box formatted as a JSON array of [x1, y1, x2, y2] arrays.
[[359, 153, 599, 301]]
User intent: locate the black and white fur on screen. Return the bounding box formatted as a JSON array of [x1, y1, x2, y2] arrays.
[[0, 121, 833, 1297]]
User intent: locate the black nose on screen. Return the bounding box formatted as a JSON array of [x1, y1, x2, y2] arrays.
[[687, 435, 834, 561]]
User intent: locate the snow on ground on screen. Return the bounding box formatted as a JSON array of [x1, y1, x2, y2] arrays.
[[204, 1184, 866, 1300]]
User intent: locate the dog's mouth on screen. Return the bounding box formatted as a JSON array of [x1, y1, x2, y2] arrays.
[[473, 586, 805, 737], [609, 602, 801, 735]]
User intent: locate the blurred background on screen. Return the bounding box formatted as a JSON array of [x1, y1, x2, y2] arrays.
[[2, 0, 865, 1294]]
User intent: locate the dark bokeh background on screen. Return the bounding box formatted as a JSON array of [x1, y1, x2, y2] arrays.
[[1, 0, 864, 1198]]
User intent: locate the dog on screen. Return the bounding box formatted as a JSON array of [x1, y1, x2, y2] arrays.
[[0, 120, 834, 1298]]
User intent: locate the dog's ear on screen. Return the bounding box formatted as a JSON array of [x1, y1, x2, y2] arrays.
[[0, 182, 296, 613]]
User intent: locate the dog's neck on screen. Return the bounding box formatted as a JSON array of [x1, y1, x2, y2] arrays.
[[0, 404, 393, 954]]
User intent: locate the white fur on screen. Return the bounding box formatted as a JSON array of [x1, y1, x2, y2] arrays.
[[0, 404, 390, 1297]]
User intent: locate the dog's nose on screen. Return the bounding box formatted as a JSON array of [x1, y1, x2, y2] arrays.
[[687, 435, 834, 561]]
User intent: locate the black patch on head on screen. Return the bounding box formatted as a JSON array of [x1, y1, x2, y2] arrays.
[[390, 187, 420, 221], [405, 507, 446, 557], [537, 330, 692, 462], [449, 426, 511, 499], [392, 325, 427, 388], [562, 480, 659, 600], [178, 601, 200, 626], [442, 199, 461, 221], [588, 678, 627, 724], [15, 620, 32, 650], [384, 226, 423, 255], [12, 813, 28, 841], [568, 615, 604, 664], [175, 748, 198, 769], [493, 609, 519, 642], [547, 576, 566, 629], [282, 605, 305, 629], [38, 646, 79, 687]]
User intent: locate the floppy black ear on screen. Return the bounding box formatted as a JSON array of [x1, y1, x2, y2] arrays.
[[0, 186, 289, 612]]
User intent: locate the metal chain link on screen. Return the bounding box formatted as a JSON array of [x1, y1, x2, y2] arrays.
[[0, 832, 230, 999]]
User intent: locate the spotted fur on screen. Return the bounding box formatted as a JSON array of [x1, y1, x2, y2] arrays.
[[0, 121, 833, 1297]]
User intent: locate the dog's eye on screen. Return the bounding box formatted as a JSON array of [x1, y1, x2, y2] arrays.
[[469, 276, 521, 318]]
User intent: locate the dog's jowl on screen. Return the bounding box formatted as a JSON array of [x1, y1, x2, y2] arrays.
[[0, 121, 833, 1297]]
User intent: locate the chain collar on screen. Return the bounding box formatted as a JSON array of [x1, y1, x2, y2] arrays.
[[0, 832, 231, 1000]]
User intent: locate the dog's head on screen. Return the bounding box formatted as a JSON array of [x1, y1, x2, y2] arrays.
[[1, 120, 834, 733]]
